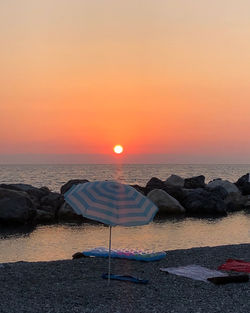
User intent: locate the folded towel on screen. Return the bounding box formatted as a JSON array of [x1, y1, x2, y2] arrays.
[[160, 265, 228, 282]]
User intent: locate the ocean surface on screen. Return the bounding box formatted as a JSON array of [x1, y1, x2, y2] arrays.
[[1, 163, 250, 192], [0, 164, 249, 263]]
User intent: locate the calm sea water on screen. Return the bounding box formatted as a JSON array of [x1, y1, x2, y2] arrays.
[[0, 164, 249, 263], [1, 163, 250, 192]]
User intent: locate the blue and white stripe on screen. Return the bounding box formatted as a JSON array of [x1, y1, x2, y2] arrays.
[[64, 181, 158, 226]]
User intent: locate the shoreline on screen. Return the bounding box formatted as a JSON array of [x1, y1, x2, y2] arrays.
[[1, 243, 249, 313]]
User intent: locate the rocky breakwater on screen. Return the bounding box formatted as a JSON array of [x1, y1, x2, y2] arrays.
[[0, 174, 249, 225]]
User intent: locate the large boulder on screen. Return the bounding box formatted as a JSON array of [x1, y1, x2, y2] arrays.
[[57, 202, 85, 222], [225, 193, 248, 212], [147, 189, 185, 214], [235, 173, 250, 195], [130, 184, 146, 195], [33, 209, 56, 224], [39, 192, 64, 214], [239, 183, 250, 196], [207, 186, 228, 200], [184, 175, 205, 189], [244, 196, 250, 210], [207, 179, 240, 195], [162, 185, 188, 203], [0, 184, 50, 210], [60, 179, 89, 194], [165, 175, 184, 188], [235, 173, 250, 185], [0, 188, 36, 224], [207, 179, 245, 212], [0, 184, 50, 200], [182, 188, 227, 215], [145, 177, 165, 194]]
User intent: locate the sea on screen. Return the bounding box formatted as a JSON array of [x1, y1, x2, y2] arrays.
[[0, 164, 249, 263]]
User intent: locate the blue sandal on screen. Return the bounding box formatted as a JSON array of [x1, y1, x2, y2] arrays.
[[102, 273, 148, 284]]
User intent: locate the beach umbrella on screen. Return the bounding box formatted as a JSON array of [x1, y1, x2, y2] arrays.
[[64, 180, 158, 283]]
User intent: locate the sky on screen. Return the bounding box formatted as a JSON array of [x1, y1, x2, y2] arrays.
[[1, 0, 250, 164]]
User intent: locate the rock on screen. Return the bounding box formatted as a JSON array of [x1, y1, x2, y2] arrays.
[[38, 205, 57, 214], [162, 185, 188, 203], [0, 184, 50, 200], [34, 209, 55, 224], [130, 184, 146, 195], [210, 186, 228, 200], [0, 188, 36, 224], [225, 194, 247, 212], [182, 188, 227, 215], [60, 179, 89, 194], [165, 175, 184, 188], [235, 173, 250, 185], [207, 180, 246, 212], [145, 177, 165, 194], [184, 175, 205, 189], [147, 189, 185, 214], [57, 202, 85, 222], [240, 184, 250, 195], [235, 173, 250, 195], [0, 184, 51, 212], [207, 179, 240, 195], [244, 196, 250, 210], [40, 192, 64, 214]]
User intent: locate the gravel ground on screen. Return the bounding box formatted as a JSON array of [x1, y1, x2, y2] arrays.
[[0, 244, 249, 313]]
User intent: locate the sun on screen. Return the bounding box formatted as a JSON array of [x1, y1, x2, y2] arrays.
[[113, 145, 123, 154]]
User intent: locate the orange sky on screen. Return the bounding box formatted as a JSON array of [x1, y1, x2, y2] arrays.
[[1, 0, 250, 163]]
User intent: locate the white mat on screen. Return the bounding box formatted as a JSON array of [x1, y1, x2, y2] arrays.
[[160, 264, 228, 282]]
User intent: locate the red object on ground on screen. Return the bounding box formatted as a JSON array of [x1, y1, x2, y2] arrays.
[[218, 259, 250, 273]]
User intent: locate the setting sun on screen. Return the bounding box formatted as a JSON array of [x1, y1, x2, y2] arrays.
[[113, 145, 123, 154]]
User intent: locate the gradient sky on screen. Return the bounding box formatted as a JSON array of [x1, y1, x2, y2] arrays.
[[1, 0, 250, 163]]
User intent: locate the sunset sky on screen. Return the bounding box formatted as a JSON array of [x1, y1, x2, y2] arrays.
[[1, 0, 250, 163]]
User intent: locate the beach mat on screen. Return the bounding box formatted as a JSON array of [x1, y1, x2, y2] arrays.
[[80, 247, 166, 261], [218, 259, 250, 273], [160, 265, 228, 282]]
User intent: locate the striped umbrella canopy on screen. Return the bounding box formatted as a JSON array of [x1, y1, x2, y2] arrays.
[[64, 180, 158, 226], [64, 180, 158, 283]]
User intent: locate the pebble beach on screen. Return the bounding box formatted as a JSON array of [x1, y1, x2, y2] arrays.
[[0, 243, 249, 313]]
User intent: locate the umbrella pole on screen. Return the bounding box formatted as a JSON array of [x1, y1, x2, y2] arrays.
[[108, 225, 112, 285]]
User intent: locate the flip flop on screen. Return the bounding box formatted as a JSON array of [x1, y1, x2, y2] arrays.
[[102, 273, 148, 284]]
